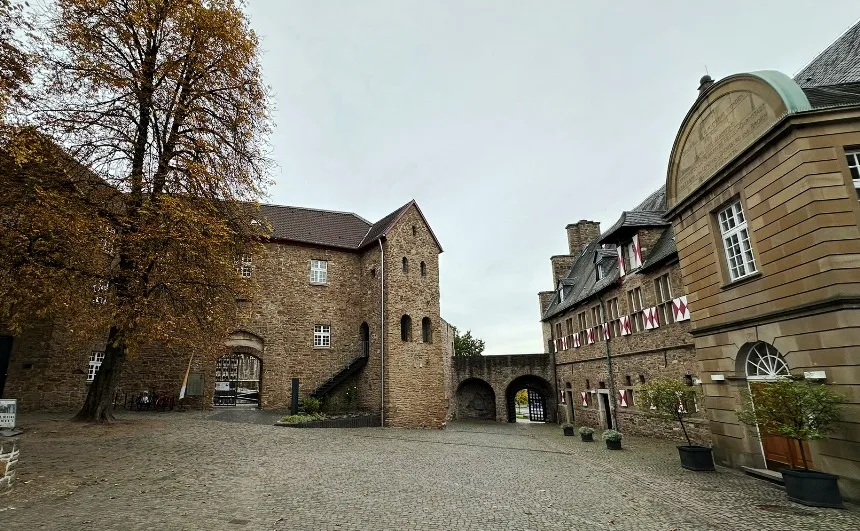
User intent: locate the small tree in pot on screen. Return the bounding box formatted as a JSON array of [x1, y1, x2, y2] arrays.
[[561, 423, 574, 436], [638, 378, 713, 471], [736, 378, 845, 508]]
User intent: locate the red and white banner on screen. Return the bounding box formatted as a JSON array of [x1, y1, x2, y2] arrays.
[[580, 392, 588, 407], [632, 233, 643, 268], [620, 315, 632, 336], [572, 334, 581, 348], [672, 296, 690, 322], [602, 322, 610, 340], [644, 307, 660, 330], [587, 327, 595, 345], [618, 389, 628, 407]]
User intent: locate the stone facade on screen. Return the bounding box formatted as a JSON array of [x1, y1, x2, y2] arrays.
[[1, 201, 448, 429], [540, 211, 712, 446], [664, 39, 860, 499]]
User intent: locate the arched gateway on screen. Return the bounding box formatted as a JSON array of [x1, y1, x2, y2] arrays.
[[216, 331, 264, 407]]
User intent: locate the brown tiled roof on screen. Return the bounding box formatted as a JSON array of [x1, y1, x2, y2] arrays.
[[257, 200, 443, 252]]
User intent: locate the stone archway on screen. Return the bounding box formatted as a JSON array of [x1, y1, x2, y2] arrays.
[[455, 378, 496, 420], [505, 375, 555, 423], [216, 331, 264, 407]]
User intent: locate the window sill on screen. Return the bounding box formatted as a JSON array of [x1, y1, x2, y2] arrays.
[[313, 346, 331, 350], [721, 271, 761, 290], [310, 282, 328, 287]]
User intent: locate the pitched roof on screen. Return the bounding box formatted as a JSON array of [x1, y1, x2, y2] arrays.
[[795, 20, 860, 88], [802, 82, 860, 109], [598, 185, 669, 243], [258, 200, 442, 252], [638, 227, 678, 272], [541, 184, 678, 321]]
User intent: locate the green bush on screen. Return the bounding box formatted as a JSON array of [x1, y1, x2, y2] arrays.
[[602, 429, 622, 442], [300, 397, 321, 414], [344, 385, 358, 406], [323, 395, 344, 414], [279, 413, 325, 424], [578, 426, 595, 435], [560, 423, 573, 429], [637, 377, 700, 446]]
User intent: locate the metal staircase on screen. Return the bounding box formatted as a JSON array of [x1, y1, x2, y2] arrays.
[[310, 342, 369, 399]]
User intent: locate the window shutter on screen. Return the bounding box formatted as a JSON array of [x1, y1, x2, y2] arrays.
[[616, 246, 626, 277], [632, 233, 643, 268]]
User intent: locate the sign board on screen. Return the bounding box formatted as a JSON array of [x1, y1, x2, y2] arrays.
[[0, 399, 16, 428]]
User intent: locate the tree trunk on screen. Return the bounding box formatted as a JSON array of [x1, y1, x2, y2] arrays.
[[73, 326, 126, 422], [677, 411, 692, 446]]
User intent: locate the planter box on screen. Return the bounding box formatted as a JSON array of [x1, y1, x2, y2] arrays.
[[605, 439, 621, 450], [678, 445, 714, 471], [781, 468, 843, 508], [275, 414, 380, 429], [580, 433, 594, 442], [563, 427, 574, 436]]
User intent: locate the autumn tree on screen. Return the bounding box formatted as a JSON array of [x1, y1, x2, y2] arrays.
[[0, 0, 32, 120], [1, 0, 272, 421], [452, 325, 485, 357]]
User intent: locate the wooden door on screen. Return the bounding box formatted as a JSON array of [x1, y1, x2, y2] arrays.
[[750, 383, 812, 470]]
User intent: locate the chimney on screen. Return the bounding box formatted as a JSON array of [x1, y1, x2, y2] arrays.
[[565, 220, 601, 255], [538, 291, 556, 314], [550, 255, 576, 286], [698, 75, 714, 97]]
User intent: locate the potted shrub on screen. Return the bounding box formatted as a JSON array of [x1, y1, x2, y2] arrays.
[[602, 429, 622, 450], [736, 378, 845, 508], [578, 426, 595, 442], [561, 423, 574, 436], [638, 378, 714, 471]]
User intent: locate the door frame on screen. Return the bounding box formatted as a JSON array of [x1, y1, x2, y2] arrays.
[[597, 389, 613, 429], [0, 336, 12, 398], [747, 378, 809, 470]]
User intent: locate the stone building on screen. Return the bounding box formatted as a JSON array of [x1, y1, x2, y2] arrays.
[[0, 200, 449, 428], [539, 187, 710, 444], [663, 22, 860, 498]]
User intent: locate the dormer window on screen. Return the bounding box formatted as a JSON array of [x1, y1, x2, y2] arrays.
[[595, 263, 603, 281], [558, 287, 565, 302]]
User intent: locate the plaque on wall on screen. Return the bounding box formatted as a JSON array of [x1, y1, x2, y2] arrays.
[[0, 399, 16, 429]]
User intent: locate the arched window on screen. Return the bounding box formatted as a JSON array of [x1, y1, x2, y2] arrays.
[[402, 257, 408, 273], [400, 315, 412, 341], [422, 317, 432, 343], [420, 261, 426, 277], [745, 342, 790, 380]]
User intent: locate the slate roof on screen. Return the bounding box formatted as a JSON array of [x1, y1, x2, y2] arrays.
[[795, 20, 860, 88], [598, 185, 669, 244], [257, 199, 442, 252], [542, 184, 677, 321], [794, 20, 860, 109]]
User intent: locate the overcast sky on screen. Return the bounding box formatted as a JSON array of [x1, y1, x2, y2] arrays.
[[245, 1, 859, 354]]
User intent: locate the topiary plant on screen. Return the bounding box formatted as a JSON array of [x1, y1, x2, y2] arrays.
[[602, 429, 622, 442], [736, 378, 844, 470], [578, 426, 595, 435]]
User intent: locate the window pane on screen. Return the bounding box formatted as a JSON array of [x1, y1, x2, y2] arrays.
[[851, 166, 860, 180]]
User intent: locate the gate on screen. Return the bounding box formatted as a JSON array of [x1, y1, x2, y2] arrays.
[[527, 389, 546, 422], [214, 353, 261, 407]]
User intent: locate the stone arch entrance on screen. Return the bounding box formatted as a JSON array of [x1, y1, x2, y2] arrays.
[[505, 375, 555, 423], [455, 378, 496, 420], [216, 331, 264, 407], [737, 341, 806, 470]]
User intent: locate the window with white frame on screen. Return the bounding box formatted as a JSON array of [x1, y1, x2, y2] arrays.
[[87, 351, 105, 382], [718, 200, 757, 281], [238, 254, 252, 278], [313, 324, 331, 348], [577, 311, 588, 345], [93, 280, 109, 304], [846, 150, 860, 198], [625, 241, 636, 271], [654, 274, 674, 325], [627, 287, 644, 332], [310, 259, 328, 284], [591, 305, 603, 340]]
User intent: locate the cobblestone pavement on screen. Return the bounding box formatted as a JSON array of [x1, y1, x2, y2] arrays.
[[2, 412, 859, 530]]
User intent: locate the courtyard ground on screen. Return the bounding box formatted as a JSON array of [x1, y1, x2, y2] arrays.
[[2, 411, 859, 530]]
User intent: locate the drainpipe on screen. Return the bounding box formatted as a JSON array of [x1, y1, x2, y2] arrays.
[[378, 238, 385, 427], [599, 295, 620, 431]]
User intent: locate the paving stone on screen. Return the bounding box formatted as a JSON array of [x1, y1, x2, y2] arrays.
[[1, 412, 858, 530]]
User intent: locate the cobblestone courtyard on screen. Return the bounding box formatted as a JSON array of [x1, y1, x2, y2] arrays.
[[2, 412, 859, 530]]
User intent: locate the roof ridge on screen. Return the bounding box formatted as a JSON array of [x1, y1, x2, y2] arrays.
[[261, 202, 372, 226]]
